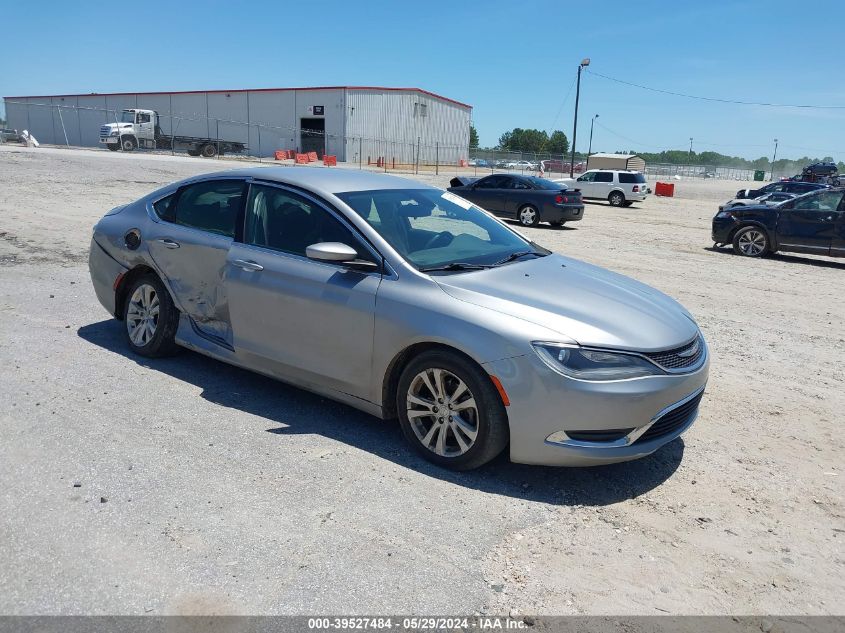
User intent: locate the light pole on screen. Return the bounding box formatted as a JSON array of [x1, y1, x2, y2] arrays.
[[587, 114, 599, 157], [688, 137, 693, 174], [771, 138, 778, 180], [569, 57, 590, 177]]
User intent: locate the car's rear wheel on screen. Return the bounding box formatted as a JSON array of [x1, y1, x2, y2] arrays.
[[608, 191, 625, 207], [732, 226, 769, 257], [397, 350, 509, 470], [517, 204, 540, 227], [123, 274, 181, 357]]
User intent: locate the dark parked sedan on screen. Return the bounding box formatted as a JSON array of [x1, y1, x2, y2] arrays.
[[712, 188, 845, 258], [734, 180, 827, 200], [448, 174, 584, 227]]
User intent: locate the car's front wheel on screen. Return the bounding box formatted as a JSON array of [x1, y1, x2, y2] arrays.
[[397, 350, 509, 470], [732, 225, 769, 257], [122, 274, 181, 357], [517, 204, 540, 227]]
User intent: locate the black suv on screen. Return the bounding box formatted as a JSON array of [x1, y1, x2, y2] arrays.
[[712, 188, 845, 258], [734, 180, 828, 200]]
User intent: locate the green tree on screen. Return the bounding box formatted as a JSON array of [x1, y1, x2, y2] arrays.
[[498, 128, 549, 153], [547, 130, 569, 155], [469, 125, 479, 149]]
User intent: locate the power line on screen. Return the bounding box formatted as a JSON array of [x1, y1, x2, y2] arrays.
[[586, 70, 845, 110]]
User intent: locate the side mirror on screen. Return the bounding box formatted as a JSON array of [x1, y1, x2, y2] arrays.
[[306, 242, 358, 261], [305, 242, 379, 271]]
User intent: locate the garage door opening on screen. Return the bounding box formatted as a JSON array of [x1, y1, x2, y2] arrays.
[[300, 118, 325, 158]]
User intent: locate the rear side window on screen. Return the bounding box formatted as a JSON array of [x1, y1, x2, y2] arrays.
[[476, 175, 507, 189], [172, 180, 244, 237], [618, 173, 646, 184], [153, 193, 176, 221], [594, 172, 613, 183]]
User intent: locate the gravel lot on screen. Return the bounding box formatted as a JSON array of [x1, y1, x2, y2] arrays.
[[0, 146, 842, 615]]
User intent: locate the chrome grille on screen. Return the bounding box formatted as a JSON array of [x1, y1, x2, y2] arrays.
[[643, 335, 704, 371], [99, 125, 112, 139]]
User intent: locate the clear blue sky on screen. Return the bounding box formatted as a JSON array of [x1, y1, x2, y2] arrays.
[[2, 0, 843, 161]]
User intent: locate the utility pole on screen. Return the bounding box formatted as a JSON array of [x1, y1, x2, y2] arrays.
[[569, 58, 590, 177], [688, 137, 693, 171], [587, 114, 599, 157], [771, 138, 778, 180]]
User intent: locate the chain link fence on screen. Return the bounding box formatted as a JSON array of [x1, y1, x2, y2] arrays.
[[5, 100, 793, 182]]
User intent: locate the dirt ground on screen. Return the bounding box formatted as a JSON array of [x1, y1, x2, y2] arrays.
[[0, 146, 842, 616]]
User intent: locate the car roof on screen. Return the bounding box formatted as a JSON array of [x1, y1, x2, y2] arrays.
[[180, 167, 437, 195]]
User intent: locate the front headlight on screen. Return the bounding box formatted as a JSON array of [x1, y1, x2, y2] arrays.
[[110, 130, 119, 136], [532, 342, 663, 381], [715, 210, 734, 219]]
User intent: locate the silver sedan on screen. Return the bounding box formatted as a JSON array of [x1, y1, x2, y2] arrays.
[[89, 167, 708, 470]]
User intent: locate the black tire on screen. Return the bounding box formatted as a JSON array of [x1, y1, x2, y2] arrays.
[[732, 225, 769, 258], [517, 204, 540, 227], [122, 274, 181, 358], [120, 136, 137, 152], [200, 143, 218, 158], [186, 148, 201, 157], [608, 191, 625, 207], [396, 350, 509, 471], [106, 143, 119, 152]]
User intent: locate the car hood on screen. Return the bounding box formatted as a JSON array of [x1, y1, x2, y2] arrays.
[[435, 254, 698, 352], [728, 203, 776, 215]]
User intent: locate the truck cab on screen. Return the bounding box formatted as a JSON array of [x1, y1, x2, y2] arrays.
[[99, 109, 158, 151]]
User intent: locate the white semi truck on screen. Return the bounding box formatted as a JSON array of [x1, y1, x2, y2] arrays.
[[99, 109, 247, 157]]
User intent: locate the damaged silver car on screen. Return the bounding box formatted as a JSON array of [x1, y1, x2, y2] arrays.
[[89, 168, 708, 470]]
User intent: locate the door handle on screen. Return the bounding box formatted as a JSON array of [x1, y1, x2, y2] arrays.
[[232, 259, 264, 272], [156, 238, 180, 249]]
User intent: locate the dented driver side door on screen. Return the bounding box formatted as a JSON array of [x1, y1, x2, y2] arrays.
[[146, 178, 246, 346]]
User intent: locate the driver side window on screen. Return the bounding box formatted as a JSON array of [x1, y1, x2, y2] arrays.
[[578, 172, 595, 182], [244, 184, 359, 257]]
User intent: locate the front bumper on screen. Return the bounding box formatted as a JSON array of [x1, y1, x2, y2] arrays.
[[711, 216, 737, 244], [99, 137, 118, 144], [483, 344, 709, 466]]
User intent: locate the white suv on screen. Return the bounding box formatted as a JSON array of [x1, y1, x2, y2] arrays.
[[555, 170, 648, 207]]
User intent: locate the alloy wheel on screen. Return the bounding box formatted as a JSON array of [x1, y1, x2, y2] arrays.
[[737, 229, 766, 256], [519, 207, 537, 225], [406, 368, 479, 457], [126, 283, 160, 347]]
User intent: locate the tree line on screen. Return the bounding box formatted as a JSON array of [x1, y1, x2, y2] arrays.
[[471, 126, 843, 173]]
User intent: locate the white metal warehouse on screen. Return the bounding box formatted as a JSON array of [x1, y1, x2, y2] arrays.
[[3, 86, 472, 164]]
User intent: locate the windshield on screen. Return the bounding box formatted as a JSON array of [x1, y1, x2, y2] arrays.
[[336, 188, 544, 271], [120, 111, 135, 123], [524, 176, 565, 190]]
